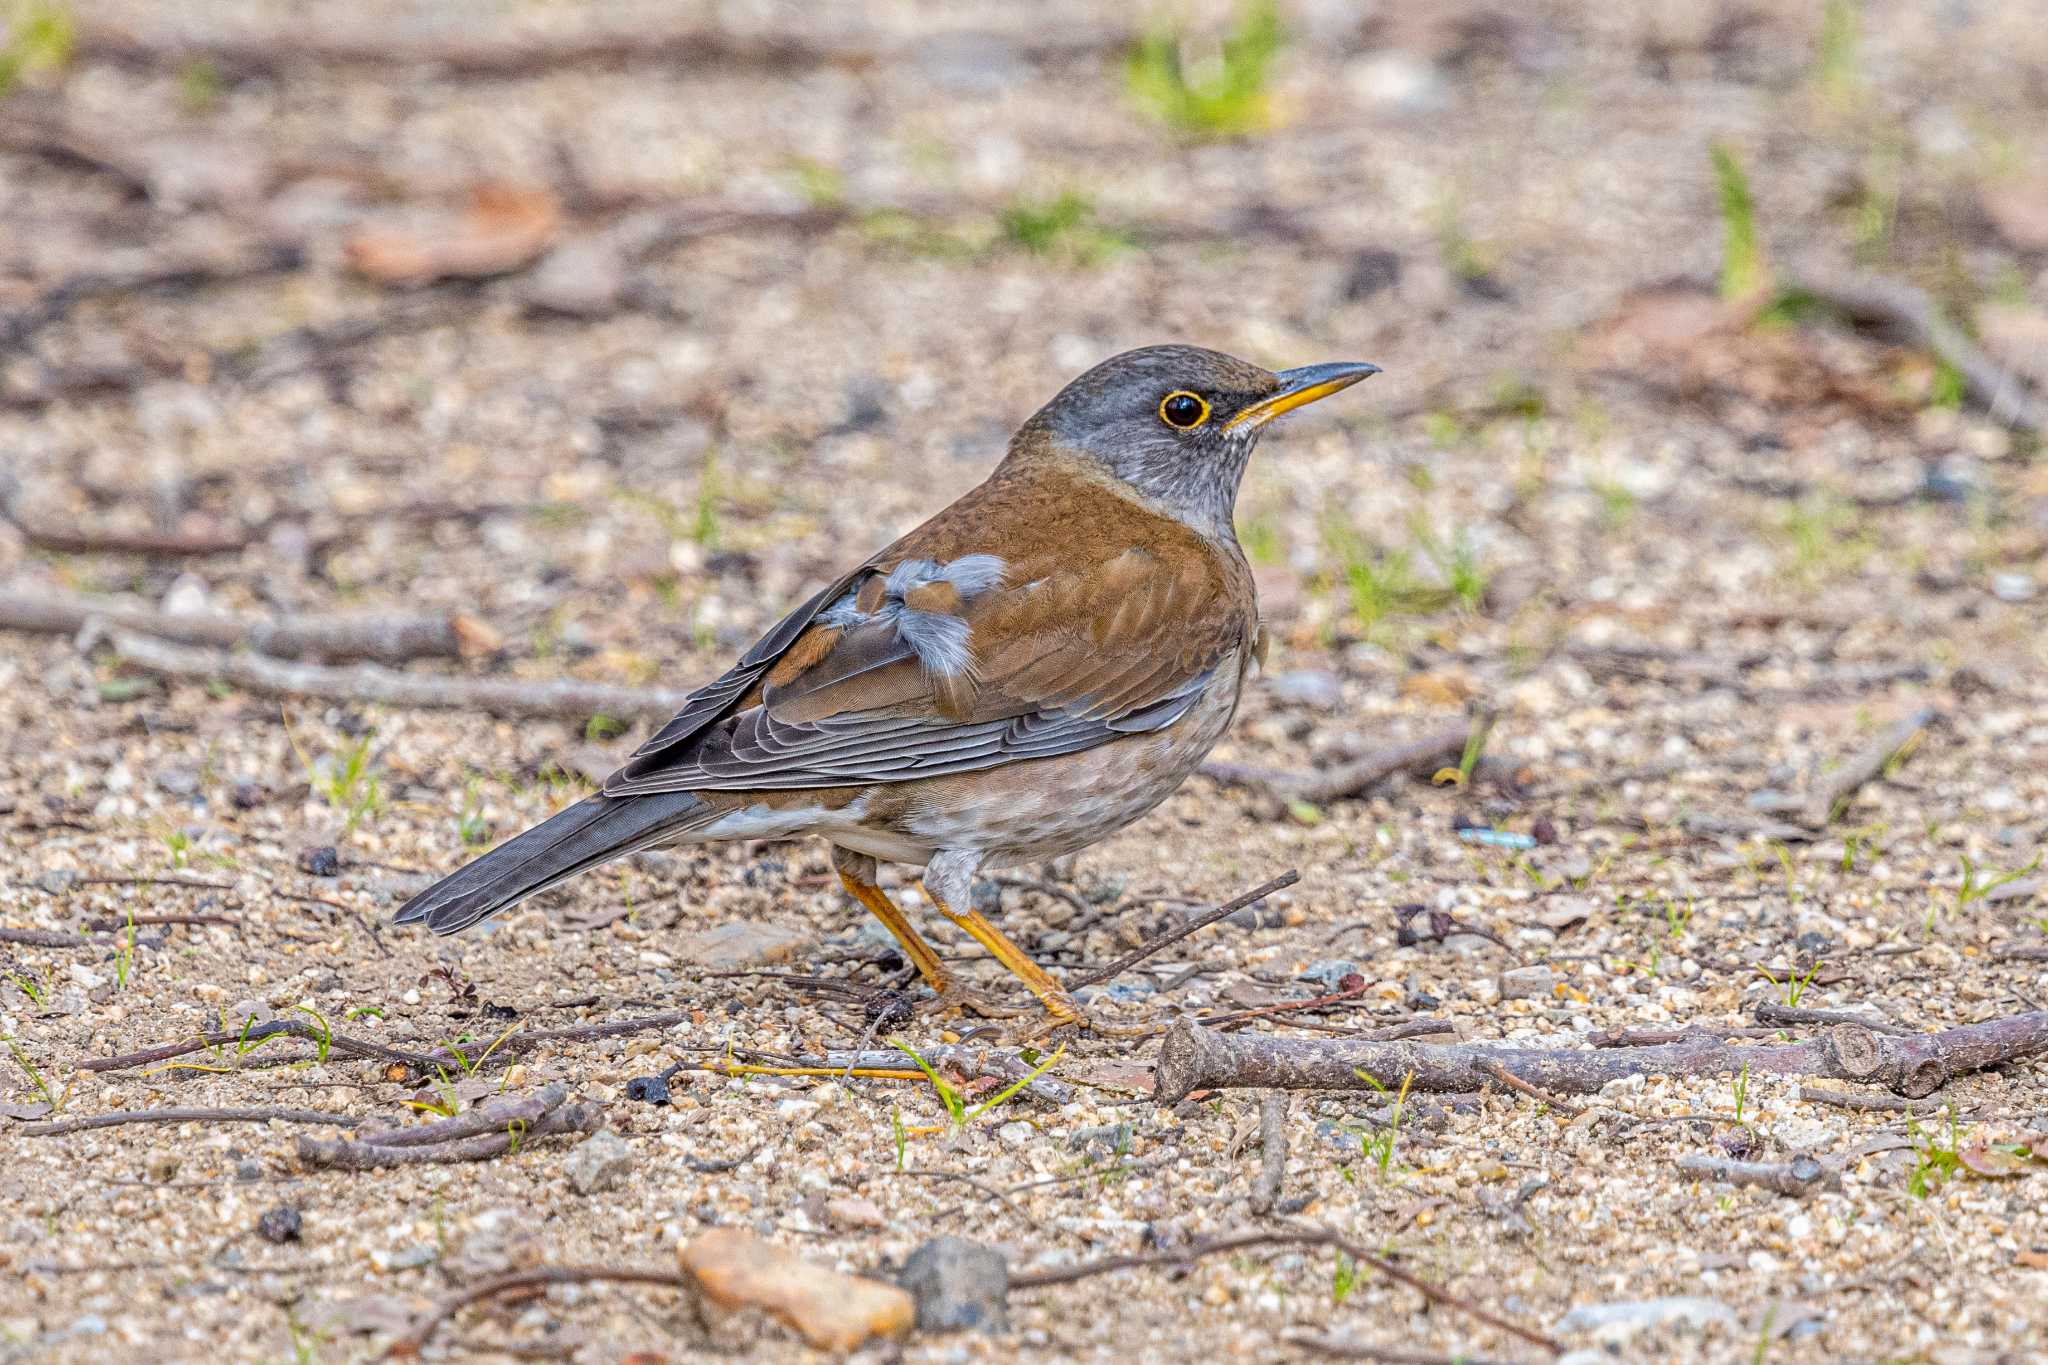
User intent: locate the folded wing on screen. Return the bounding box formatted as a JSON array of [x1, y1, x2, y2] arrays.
[[604, 542, 1248, 798]]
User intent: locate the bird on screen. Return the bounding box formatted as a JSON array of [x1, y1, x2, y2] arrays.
[[396, 345, 1379, 1032]]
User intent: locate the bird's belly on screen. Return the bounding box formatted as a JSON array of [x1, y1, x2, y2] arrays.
[[890, 664, 1243, 865]]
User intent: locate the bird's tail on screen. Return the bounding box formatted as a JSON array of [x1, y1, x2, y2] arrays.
[[394, 792, 709, 935]]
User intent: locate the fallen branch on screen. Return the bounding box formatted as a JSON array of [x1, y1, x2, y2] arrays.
[[73, 14, 1131, 81], [1674, 1153, 1837, 1197], [0, 590, 485, 664], [297, 1085, 600, 1170], [356, 1086, 570, 1147], [1152, 1011, 2048, 1105], [1795, 266, 2048, 433], [1200, 718, 1490, 815], [103, 628, 693, 722], [1069, 871, 1299, 991], [1249, 1092, 1289, 1215], [1804, 708, 1938, 827], [23, 1106, 356, 1137], [385, 1264, 690, 1359], [1009, 1226, 1556, 1353]]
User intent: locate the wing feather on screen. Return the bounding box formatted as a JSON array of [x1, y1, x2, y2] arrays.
[[603, 521, 1249, 799]]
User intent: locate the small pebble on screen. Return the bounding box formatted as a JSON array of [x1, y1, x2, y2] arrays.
[[898, 1236, 1010, 1333], [257, 1205, 303, 1244], [562, 1131, 636, 1194], [298, 846, 340, 877]]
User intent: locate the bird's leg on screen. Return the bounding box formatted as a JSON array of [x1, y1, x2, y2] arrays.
[[833, 847, 948, 992], [919, 850, 1083, 1031]]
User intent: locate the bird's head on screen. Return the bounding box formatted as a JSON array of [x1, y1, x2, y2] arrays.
[[1014, 344, 1379, 539]]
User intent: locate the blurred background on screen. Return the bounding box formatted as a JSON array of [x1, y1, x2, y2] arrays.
[[3, 0, 2045, 696]]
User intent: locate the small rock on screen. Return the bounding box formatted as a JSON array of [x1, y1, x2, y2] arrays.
[[161, 573, 211, 616], [230, 780, 269, 810], [298, 845, 340, 877], [35, 868, 77, 896], [624, 1074, 672, 1106], [1347, 51, 1452, 114], [1991, 571, 2037, 603], [1555, 1296, 1738, 1343], [562, 1131, 635, 1194], [1500, 966, 1557, 1000], [154, 766, 201, 798], [235, 1160, 265, 1182], [68, 964, 104, 991], [680, 1227, 913, 1351], [898, 1236, 1011, 1333], [825, 1196, 886, 1230], [257, 1205, 303, 1244], [995, 1120, 1034, 1145], [1296, 959, 1360, 990], [671, 921, 811, 969], [227, 998, 273, 1028], [1266, 669, 1344, 710]]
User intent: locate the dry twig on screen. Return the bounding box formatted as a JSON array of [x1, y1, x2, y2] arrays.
[[103, 629, 693, 722], [23, 1106, 356, 1137], [1199, 721, 1487, 815], [1069, 870, 1298, 991], [1795, 267, 2048, 433], [1249, 1091, 1289, 1214], [0, 590, 484, 664], [386, 1264, 690, 1359], [1009, 1226, 1556, 1353], [1803, 708, 1938, 827]]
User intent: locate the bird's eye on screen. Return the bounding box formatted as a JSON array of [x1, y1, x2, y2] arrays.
[[1159, 391, 1209, 430]]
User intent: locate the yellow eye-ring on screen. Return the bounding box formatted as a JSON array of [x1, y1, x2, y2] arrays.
[[1159, 390, 1209, 429]]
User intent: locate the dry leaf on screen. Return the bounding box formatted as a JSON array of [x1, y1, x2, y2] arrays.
[[678, 1228, 913, 1351], [1957, 1142, 2036, 1179], [346, 186, 562, 287]]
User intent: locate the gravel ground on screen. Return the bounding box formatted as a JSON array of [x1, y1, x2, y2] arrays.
[[3, 2, 2047, 1362]]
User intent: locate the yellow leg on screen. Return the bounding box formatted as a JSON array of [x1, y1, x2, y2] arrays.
[[836, 859, 949, 992], [918, 879, 1082, 1028]]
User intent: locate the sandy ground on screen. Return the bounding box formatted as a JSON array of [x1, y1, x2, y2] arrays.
[[3, 1, 2047, 1361]]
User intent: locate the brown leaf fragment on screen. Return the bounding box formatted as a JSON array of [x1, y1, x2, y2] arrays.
[[1980, 175, 2048, 252], [346, 185, 562, 286], [678, 1228, 914, 1351], [1957, 1142, 2037, 1179]]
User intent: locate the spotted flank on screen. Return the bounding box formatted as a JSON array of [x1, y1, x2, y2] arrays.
[[819, 554, 1007, 679]]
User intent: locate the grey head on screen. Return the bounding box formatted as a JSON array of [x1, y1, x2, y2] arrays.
[[1011, 344, 1380, 539]]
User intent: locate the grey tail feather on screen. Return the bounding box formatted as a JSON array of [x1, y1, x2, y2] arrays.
[[393, 792, 707, 935]]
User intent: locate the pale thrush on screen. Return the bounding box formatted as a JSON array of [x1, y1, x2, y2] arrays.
[[397, 345, 1379, 1029]]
